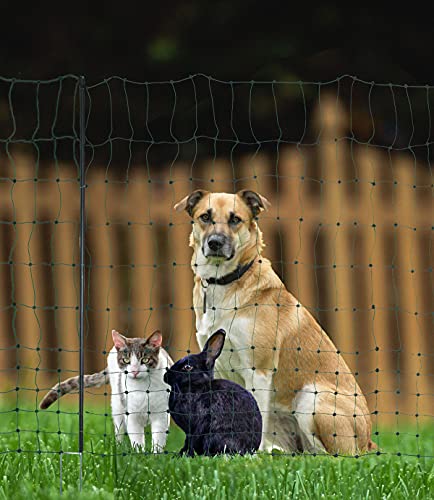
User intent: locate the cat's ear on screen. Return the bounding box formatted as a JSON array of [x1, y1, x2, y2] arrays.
[[112, 330, 127, 350], [145, 330, 162, 350], [203, 329, 226, 368]]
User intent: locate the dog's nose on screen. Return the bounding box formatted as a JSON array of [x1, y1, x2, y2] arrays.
[[207, 235, 225, 252]]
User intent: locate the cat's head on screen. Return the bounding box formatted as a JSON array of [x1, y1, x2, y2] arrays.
[[112, 329, 162, 379], [163, 329, 225, 389]]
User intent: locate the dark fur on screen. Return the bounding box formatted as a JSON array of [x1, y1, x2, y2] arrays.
[[164, 330, 262, 456], [238, 189, 267, 216], [184, 190, 206, 216]]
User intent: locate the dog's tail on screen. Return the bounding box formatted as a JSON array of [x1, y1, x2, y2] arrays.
[[39, 370, 109, 409]]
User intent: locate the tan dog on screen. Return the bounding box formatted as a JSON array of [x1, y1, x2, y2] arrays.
[[174, 189, 375, 455]]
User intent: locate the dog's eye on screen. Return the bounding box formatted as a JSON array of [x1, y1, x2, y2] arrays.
[[230, 216, 242, 225], [199, 213, 211, 223], [182, 364, 194, 372]]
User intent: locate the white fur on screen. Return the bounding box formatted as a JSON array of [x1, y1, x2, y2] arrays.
[[292, 384, 326, 453], [196, 287, 250, 385], [107, 346, 172, 452], [196, 284, 276, 449]]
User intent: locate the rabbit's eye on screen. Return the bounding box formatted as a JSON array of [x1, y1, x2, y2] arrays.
[[183, 364, 193, 372]]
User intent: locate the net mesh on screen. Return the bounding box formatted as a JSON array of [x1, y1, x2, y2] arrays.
[[0, 74, 432, 461]]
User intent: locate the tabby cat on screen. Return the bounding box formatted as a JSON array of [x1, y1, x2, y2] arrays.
[[40, 329, 173, 452]]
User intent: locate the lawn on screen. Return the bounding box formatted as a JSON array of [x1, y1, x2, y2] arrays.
[[0, 401, 432, 499]]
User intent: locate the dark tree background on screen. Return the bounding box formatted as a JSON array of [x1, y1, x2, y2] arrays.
[[1, 3, 432, 83], [1, 3, 433, 167]]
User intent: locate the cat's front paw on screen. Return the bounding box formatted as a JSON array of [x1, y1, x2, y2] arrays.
[[151, 443, 166, 454], [129, 440, 146, 453]]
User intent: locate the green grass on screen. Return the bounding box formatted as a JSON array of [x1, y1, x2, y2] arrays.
[[0, 401, 432, 499]]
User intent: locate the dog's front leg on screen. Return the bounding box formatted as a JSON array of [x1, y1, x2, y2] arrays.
[[247, 370, 274, 452]]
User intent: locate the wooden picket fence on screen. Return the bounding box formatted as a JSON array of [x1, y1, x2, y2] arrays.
[[0, 96, 432, 423]]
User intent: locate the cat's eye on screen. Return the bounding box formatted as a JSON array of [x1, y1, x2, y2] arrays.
[[199, 213, 211, 223], [230, 215, 242, 225], [141, 358, 149, 365], [123, 357, 130, 364], [182, 364, 193, 372]]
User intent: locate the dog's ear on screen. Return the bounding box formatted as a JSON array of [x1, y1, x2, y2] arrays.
[[237, 190, 271, 217], [174, 190, 208, 216]]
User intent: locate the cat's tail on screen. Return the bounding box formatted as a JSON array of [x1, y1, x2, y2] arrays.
[[39, 370, 109, 409]]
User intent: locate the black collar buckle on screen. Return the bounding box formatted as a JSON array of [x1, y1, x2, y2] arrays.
[[200, 259, 256, 314]]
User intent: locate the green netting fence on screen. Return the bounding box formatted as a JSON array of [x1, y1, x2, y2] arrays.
[[0, 74, 432, 488]]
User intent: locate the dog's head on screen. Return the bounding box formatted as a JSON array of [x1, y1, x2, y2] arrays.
[[174, 190, 270, 275]]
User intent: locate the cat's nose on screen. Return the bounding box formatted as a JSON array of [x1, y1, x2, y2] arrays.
[[132, 370, 139, 378]]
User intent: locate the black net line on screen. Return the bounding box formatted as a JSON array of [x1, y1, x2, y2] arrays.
[[0, 74, 432, 460]]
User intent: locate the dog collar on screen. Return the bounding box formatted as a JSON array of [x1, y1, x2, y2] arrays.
[[205, 259, 256, 286], [200, 259, 256, 314]]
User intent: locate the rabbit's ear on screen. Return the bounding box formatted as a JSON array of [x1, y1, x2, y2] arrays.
[[145, 330, 162, 350], [203, 329, 226, 367], [112, 330, 127, 350]]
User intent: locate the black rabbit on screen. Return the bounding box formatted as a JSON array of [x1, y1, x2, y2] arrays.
[[163, 329, 262, 456]]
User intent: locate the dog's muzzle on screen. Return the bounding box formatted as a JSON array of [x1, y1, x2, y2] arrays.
[[203, 233, 234, 259]]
